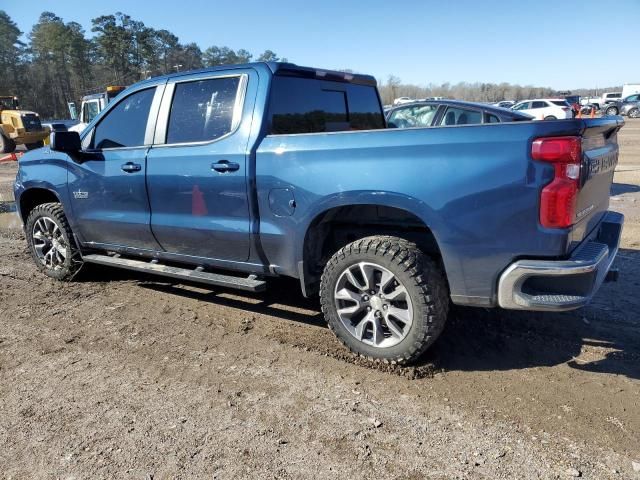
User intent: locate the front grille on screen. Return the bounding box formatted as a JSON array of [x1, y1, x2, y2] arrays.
[[21, 114, 43, 132]]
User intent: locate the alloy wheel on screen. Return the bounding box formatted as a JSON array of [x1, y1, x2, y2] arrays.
[[334, 262, 413, 348], [32, 216, 68, 270]]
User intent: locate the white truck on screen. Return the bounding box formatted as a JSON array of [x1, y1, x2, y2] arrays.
[[68, 85, 126, 133], [581, 92, 622, 110]]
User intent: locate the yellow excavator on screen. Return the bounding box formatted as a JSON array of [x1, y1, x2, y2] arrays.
[[0, 96, 50, 153]]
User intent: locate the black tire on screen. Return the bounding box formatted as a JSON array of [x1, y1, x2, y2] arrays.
[[605, 106, 618, 116], [543, 116, 557, 120], [0, 132, 16, 154], [25, 140, 44, 150], [25, 202, 83, 280], [320, 235, 449, 364], [628, 108, 639, 119]]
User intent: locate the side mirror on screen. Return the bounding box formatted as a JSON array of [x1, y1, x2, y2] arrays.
[[50, 131, 81, 153]]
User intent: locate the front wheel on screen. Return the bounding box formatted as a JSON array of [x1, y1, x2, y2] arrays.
[[320, 236, 449, 364], [25, 202, 83, 280], [628, 108, 639, 119], [605, 106, 618, 116]]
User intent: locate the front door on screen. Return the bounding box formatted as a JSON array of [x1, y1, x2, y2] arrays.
[[68, 86, 163, 250], [145, 71, 255, 262]]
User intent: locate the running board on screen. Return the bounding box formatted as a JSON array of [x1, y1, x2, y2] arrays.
[[82, 254, 266, 292]]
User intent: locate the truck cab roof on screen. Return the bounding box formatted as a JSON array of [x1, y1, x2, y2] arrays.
[[135, 62, 378, 88]]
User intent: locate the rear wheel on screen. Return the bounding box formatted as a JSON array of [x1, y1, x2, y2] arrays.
[[320, 236, 449, 364], [25, 140, 44, 150], [605, 106, 618, 116], [25, 202, 83, 280], [0, 133, 16, 154], [543, 115, 557, 120], [628, 108, 639, 119]]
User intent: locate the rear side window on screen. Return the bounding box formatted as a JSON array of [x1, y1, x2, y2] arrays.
[[167, 77, 241, 144], [439, 107, 482, 126], [531, 101, 548, 109], [268, 76, 384, 134], [551, 100, 570, 107], [484, 113, 500, 123], [93, 88, 155, 149]]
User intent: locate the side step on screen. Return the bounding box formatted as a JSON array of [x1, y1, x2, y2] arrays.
[[82, 254, 266, 292]]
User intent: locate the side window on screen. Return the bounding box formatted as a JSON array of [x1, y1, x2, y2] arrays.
[[167, 76, 241, 144], [484, 113, 500, 123], [92, 88, 155, 149], [268, 76, 384, 134], [388, 104, 438, 128], [439, 107, 482, 126], [531, 101, 547, 109], [626, 95, 639, 102], [514, 102, 530, 110]]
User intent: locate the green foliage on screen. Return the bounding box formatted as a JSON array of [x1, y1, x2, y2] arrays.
[[2, 10, 287, 118]]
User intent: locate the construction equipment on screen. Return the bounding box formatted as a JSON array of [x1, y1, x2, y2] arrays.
[[68, 85, 126, 133], [0, 96, 50, 153]]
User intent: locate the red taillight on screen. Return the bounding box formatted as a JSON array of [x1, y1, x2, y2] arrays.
[[532, 136, 582, 228]]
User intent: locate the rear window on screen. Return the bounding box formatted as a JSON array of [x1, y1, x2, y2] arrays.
[[268, 76, 385, 134], [439, 107, 482, 126]]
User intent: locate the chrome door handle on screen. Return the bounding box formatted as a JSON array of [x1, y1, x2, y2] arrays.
[[212, 160, 239, 173], [121, 162, 141, 173]]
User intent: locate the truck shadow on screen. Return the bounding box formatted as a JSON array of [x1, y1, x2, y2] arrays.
[[425, 247, 640, 380], [79, 249, 640, 381]]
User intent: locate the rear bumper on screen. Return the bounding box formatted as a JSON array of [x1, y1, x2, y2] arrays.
[[498, 211, 623, 311]]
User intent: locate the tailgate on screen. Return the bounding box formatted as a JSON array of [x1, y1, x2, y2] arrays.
[[570, 118, 624, 245]]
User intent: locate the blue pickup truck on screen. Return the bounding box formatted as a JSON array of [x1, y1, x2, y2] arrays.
[[13, 62, 624, 364]]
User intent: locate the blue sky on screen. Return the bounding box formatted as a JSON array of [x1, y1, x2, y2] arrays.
[[6, 0, 640, 90]]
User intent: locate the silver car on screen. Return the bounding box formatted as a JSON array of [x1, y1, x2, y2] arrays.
[[602, 94, 640, 117]]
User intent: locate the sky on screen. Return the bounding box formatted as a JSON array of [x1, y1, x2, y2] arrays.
[[6, 0, 640, 90]]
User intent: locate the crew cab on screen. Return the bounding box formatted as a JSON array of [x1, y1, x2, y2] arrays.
[[14, 62, 624, 364]]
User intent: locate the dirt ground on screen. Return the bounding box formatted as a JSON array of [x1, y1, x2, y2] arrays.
[[0, 121, 639, 479]]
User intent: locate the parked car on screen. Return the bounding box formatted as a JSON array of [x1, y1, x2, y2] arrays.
[[386, 99, 532, 128], [393, 97, 413, 105], [583, 92, 622, 110], [601, 93, 640, 117], [14, 62, 624, 364], [492, 100, 516, 109], [511, 99, 573, 120]]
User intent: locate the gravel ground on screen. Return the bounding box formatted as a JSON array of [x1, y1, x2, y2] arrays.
[[0, 120, 638, 479]]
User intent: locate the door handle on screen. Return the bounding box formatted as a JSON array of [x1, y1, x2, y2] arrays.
[[212, 160, 240, 173], [121, 162, 142, 173]]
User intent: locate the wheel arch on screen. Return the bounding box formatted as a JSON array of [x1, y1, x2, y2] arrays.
[[18, 187, 62, 224], [297, 196, 449, 297]]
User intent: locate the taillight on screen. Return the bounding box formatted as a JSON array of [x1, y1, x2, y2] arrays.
[[532, 136, 582, 228]]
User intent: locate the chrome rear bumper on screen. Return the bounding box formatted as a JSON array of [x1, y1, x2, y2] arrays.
[[498, 211, 623, 311]]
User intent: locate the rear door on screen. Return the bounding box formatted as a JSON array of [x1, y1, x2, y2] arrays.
[[145, 69, 256, 262], [68, 85, 164, 249]]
